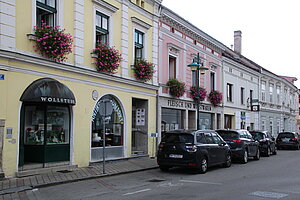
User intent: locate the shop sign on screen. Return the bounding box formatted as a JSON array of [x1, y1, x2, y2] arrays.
[[0, 74, 4, 80], [40, 96, 75, 104], [167, 99, 193, 109], [165, 99, 212, 111]]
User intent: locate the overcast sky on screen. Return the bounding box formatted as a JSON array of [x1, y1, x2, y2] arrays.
[[162, 0, 300, 88]]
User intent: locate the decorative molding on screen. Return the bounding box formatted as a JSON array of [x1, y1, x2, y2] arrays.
[[131, 17, 152, 29], [92, 0, 118, 12], [0, 49, 159, 91]]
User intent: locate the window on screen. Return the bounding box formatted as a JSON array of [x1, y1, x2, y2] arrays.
[[227, 83, 233, 102], [241, 87, 245, 104], [192, 71, 197, 86], [169, 56, 176, 79], [211, 133, 222, 145], [276, 86, 280, 104], [36, 0, 57, 26], [196, 133, 206, 143], [269, 83, 274, 103], [250, 90, 253, 104], [210, 72, 215, 91], [204, 133, 214, 144], [96, 12, 109, 44], [261, 81, 266, 101], [134, 30, 144, 59]]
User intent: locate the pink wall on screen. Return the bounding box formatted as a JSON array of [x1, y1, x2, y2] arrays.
[[159, 21, 223, 96]]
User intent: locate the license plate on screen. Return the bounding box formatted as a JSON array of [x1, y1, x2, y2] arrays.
[[169, 154, 183, 158], [283, 138, 290, 142]]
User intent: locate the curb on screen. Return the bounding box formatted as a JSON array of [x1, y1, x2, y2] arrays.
[[0, 166, 159, 195]]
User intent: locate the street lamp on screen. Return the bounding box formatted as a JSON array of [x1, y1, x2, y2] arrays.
[[188, 53, 208, 130]]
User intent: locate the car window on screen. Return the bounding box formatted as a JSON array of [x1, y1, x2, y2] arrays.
[[204, 133, 214, 144], [278, 133, 294, 138], [250, 132, 264, 140], [216, 131, 239, 140], [239, 131, 247, 138], [196, 133, 206, 144], [247, 133, 253, 139], [162, 133, 194, 143], [211, 133, 222, 144]]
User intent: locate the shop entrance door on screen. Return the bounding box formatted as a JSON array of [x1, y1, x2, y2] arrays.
[[132, 99, 148, 155], [19, 104, 71, 167]]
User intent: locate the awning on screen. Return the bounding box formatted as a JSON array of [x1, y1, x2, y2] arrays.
[[20, 78, 76, 105]]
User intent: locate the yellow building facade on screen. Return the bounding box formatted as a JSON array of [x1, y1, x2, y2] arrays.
[[0, 0, 161, 177]]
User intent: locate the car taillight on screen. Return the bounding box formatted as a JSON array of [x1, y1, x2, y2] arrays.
[[233, 139, 242, 143], [290, 138, 297, 141], [158, 143, 164, 151], [186, 145, 197, 152]]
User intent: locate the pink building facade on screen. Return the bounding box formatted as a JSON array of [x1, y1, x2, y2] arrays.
[[157, 6, 226, 137]]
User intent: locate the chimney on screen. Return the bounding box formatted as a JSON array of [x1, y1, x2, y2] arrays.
[[234, 30, 242, 54]]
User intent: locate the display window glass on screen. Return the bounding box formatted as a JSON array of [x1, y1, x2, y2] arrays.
[[24, 105, 70, 145], [92, 95, 124, 148], [161, 108, 184, 133]]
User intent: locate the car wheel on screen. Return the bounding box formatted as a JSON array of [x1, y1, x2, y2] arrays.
[[198, 157, 208, 174], [159, 165, 170, 172], [241, 150, 248, 164], [223, 154, 231, 168], [254, 149, 260, 160]]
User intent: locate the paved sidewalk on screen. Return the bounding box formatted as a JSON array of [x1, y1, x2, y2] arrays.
[[0, 156, 158, 196]]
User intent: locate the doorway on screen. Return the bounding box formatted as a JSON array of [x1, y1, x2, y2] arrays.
[[132, 98, 148, 155]]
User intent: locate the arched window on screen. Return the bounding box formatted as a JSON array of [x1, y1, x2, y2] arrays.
[[91, 95, 124, 148]]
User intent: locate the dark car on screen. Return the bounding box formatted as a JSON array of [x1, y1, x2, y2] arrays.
[[216, 129, 260, 163], [157, 130, 231, 174], [276, 132, 300, 150], [249, 130, 277, 156]]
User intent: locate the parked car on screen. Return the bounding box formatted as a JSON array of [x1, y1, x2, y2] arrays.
[[276, 132, 300, 150], [249, 130, 276, 156], [216, 129, 260, 163], [157, 130, 231, 174]]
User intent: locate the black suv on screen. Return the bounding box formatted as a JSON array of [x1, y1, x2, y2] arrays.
[[157, 130, 231, 174], [216, 129, 260, 163], [276, 132, 300, 150], [249, 130, 277, 156]]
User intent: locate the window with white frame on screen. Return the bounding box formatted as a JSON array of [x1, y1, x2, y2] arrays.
[[36, 0, 57, 26], [241, 87, 245, 105], [261, 81, 266, 101], [134, 30, 144, 59], [96, 11, 109, 44], [227, 83, 233, 102], [276, 86, 280, 104], [169, 55, 176, 79], [192, 71, 197, 86], [269, 83, 274, 103], [210, 72, 215, 91]]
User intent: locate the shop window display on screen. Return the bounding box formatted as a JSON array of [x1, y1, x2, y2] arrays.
[[92, 95, 124, 148], [24, 105, 70, 145]]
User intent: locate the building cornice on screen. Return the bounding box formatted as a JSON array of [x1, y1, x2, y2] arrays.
[[0, 49, 159, 91], [92, 0, 119, 12], [160, 6, 226, 53]]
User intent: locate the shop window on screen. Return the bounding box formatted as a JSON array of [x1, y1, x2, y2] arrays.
[[169, 56, 176, 79], [92, 95, 124, 148], [24, 105, 70, 145], [36, 0, 57, 26], [161, 108, 184, 132], [134, 30, 144, 59], [96, 11, 109, 44]]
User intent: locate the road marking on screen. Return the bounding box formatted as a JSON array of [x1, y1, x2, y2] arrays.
[[123, 189, 151, 196], [250, 191, 288, 199], [180, 180, 223, 185]]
